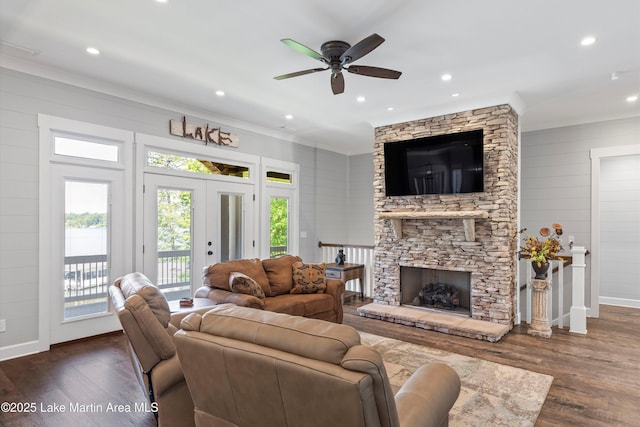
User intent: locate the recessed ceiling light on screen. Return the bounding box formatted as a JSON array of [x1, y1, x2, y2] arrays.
[[386, 106, 394, 111], [215, 90, 225, 96], [356, 96, 366, 103], [86, 47, 100, 55], [155, 0, 168, 3], [581, 36, 596, 46], [627, 95, 638, 103], [285, 114, 293, 119], [451, 93, 460, 97], [441, 74, 452, 81]]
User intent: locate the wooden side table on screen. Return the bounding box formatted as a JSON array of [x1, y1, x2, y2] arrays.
[[168, 297, 216, 314], [326, 263, 365, 300]]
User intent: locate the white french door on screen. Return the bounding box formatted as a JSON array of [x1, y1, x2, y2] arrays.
[[49, 165, 123, 344], [143, 173, 254, 300]]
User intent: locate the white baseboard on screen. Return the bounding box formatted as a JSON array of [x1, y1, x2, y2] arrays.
[[599, 297, 640, 309], [0, 340, 48, 361]]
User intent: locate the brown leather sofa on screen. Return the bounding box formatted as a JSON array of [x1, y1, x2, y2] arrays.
[[194, 255, 345, 323], [109, 272, 215, 427], [174, 304, 461, 427]]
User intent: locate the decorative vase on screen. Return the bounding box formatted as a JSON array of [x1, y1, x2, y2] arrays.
[[335, 249, 345, 265], [531, 261, 550, 279]]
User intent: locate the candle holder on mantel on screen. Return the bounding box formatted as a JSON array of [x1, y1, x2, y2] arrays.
[[528, 278, 552, 338]]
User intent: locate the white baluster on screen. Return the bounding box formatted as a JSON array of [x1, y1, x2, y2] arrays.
[[557, 260, 564, 329], [526, 261, 532, 324]]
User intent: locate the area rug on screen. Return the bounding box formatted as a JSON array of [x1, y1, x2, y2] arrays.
[[360, 333, 553, 427]]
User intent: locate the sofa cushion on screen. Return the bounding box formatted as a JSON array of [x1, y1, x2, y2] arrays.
[[262, 255, 302, 296], [291, 262, 327, 294], [265, 293, 335, 317], [203, 258, 271, 296], [230, 272, 266, 299], [116, 272, 170, 327]]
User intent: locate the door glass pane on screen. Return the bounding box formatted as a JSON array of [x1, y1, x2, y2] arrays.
[[156, 188, 192, 300], [269, 197, 289, 258], [64, 181, 109, 319], [220, 194, 244, 262]]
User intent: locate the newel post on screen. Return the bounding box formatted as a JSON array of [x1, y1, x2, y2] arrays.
[[569, 246, 588, 334]]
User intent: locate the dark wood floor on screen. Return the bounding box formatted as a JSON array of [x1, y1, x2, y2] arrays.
[[345, 301, 640, 427], [1, 303, 638, 426]]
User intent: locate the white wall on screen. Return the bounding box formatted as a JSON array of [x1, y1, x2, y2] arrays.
[[599, 154, 640, 304], [0, 68, 349, 354], [521, 116, 640, 309]]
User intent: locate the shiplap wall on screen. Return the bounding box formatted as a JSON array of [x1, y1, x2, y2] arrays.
[[347, 153, 374, 246], [313, 149, 349, 257], [521, 117, 640, 307], [0, 68, 348, 353]]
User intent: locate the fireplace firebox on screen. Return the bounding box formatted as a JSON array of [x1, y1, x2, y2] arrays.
[[400, 266, 471, 316]]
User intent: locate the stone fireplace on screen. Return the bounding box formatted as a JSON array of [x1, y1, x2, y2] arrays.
[[360, 104, 519, 339]]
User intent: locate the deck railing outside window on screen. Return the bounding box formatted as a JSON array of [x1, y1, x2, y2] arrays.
[[64, 250, 192, 315]]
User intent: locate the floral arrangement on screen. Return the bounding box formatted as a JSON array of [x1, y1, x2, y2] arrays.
[[519, 223, 563, 266]]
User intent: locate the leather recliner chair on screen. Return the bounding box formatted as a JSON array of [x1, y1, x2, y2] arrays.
[[109, 272, 213, 427], [174, 304, 461, 427]]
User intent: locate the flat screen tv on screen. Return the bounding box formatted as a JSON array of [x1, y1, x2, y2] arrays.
[[384, 129, 484, 196]]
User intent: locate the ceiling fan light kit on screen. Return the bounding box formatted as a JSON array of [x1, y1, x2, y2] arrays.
[[274, 33, 402, 95]]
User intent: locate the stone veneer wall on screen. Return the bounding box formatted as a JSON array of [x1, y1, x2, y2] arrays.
[[373, 104, 519, 327]]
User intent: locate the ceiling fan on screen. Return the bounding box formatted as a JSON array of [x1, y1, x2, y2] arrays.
[[274, 33, 402, 95]]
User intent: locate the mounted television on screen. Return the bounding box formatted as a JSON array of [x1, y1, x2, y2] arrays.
[[384, 129, 484, 196]]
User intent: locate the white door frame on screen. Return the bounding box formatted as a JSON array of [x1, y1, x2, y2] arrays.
[[37, 114, 133, 351], [143, 174, 256, 297], [590, 144, 640, 318], [135, 133, 260, 274]]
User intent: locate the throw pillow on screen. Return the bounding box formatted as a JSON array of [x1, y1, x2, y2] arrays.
[[229, 272, 266, 299], [291, 262, 327, 294], [262, 255, 302, 296], [203, 258, 271, 296]]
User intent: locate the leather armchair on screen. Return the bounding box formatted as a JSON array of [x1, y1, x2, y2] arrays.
[[174, 304, 460, 427], [109, 272, 213, 427]]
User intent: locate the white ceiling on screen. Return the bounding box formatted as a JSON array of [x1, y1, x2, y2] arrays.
[[1, 0, 639, 154]]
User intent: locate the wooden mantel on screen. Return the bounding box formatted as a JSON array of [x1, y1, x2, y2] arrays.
[[379, 210, 489, 241]]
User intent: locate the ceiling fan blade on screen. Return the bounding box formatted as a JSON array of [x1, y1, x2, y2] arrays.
[[274, 67, 328, 80], [331, 72, 345, 95], [346, 65, 402, 79], [281, 38, 327, 63], [340, 33, 385, 64]]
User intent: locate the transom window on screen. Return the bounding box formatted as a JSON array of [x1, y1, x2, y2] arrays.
[[266, 170, 292, 183], [147, 151, 249, 178], [54, 136, 119, 162]]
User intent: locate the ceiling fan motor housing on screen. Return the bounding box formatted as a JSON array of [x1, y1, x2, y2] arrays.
[[321, 41, 351, 64]]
